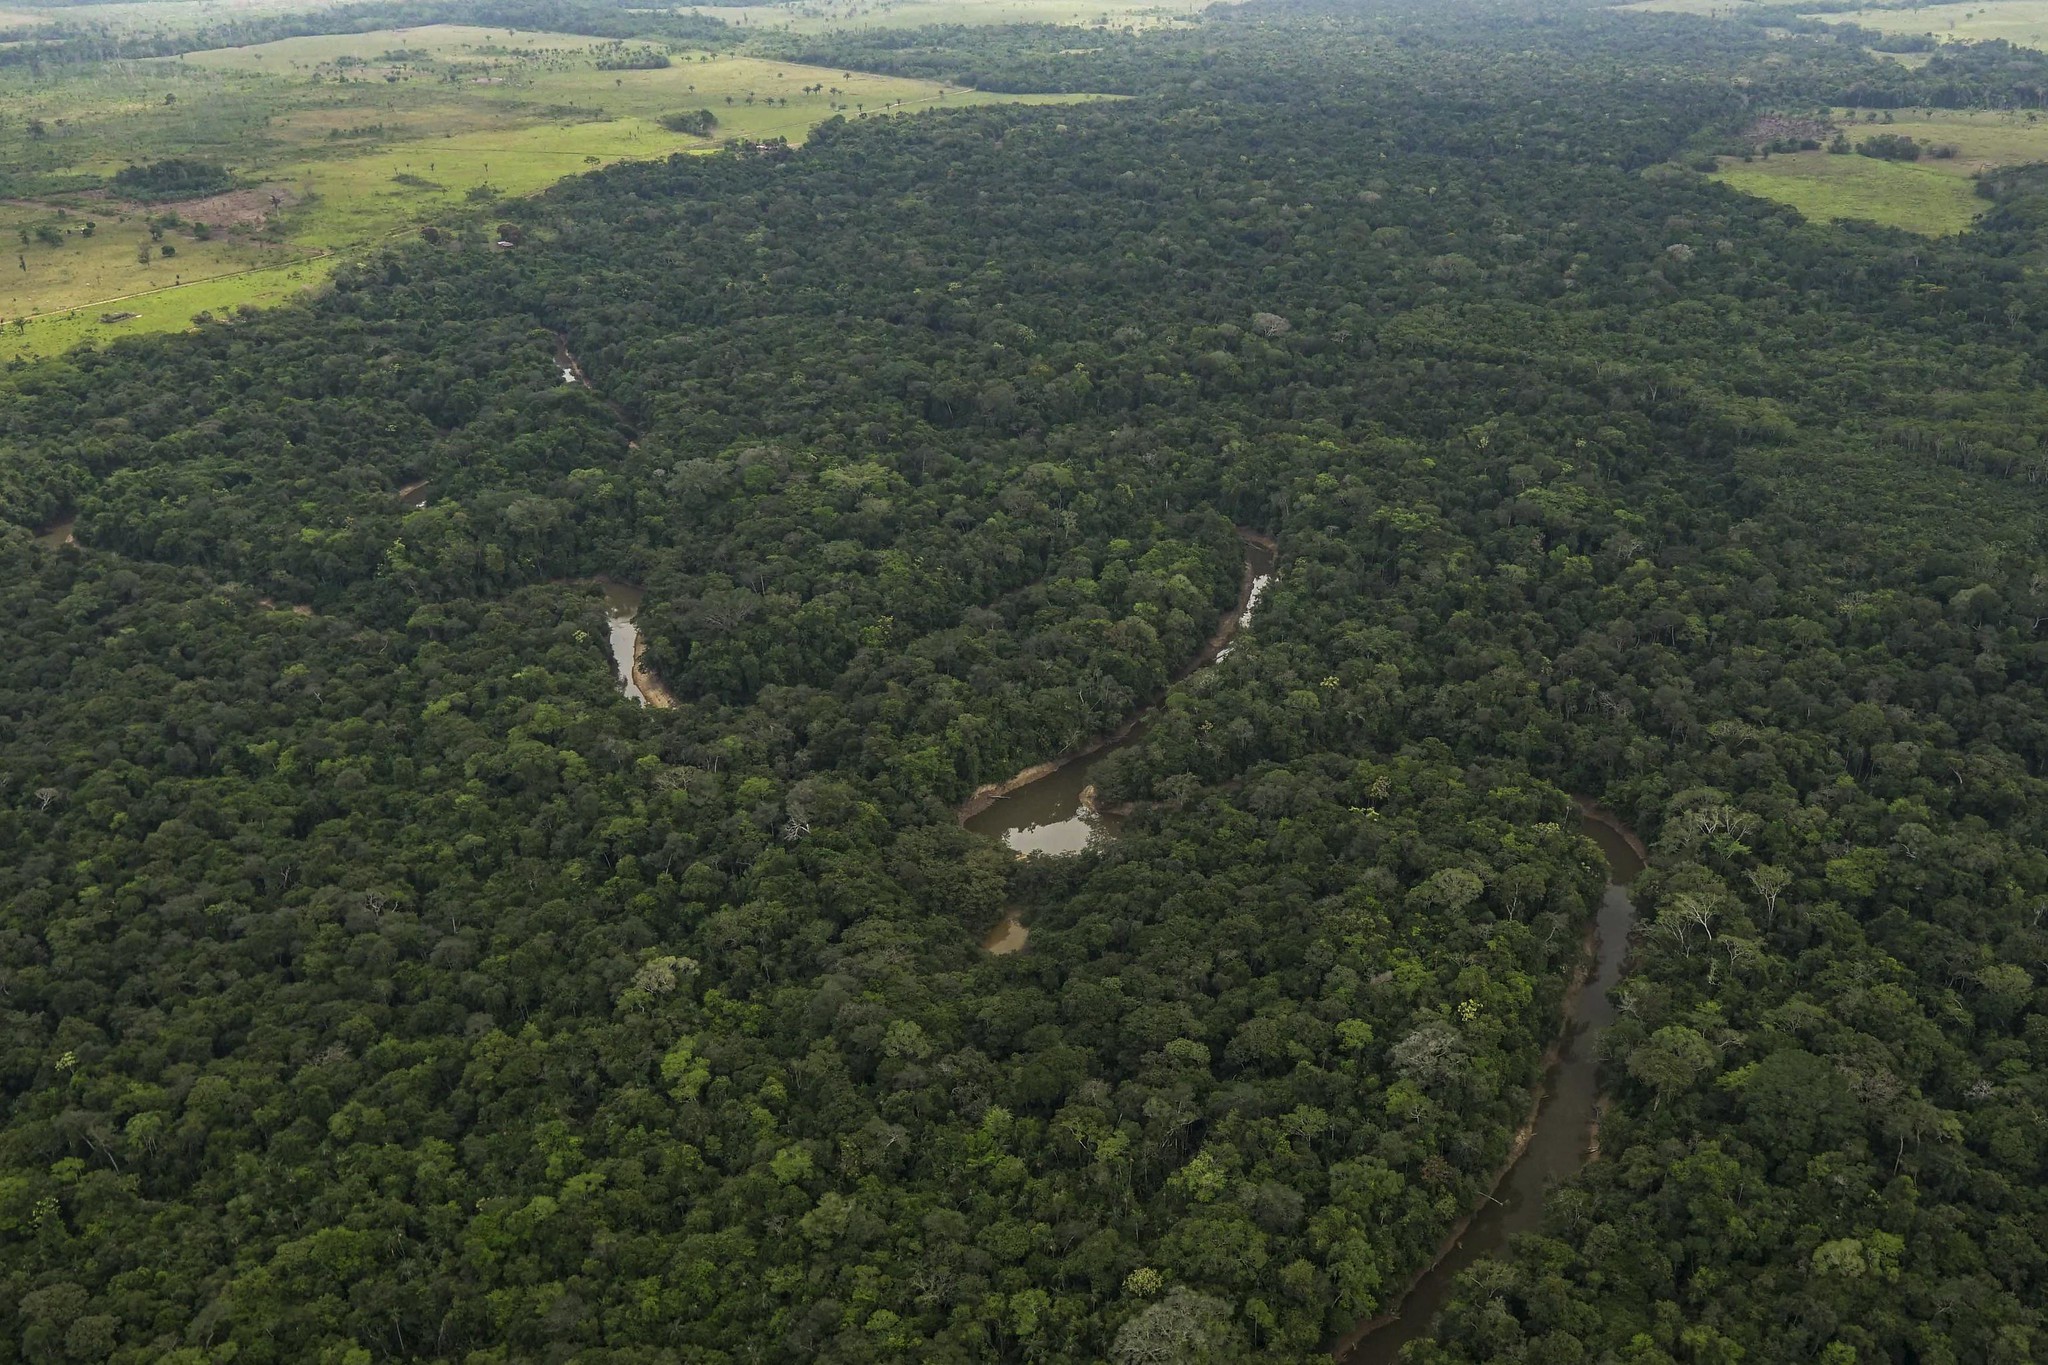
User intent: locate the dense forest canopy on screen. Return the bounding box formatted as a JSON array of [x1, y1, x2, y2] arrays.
[[2, 1, 2045, 1362]]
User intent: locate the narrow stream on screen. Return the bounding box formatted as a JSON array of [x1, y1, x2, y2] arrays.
[[586, 581, 676, 708], [963, 533, 1277, 861], [1334, 806, 1643, 1362], [553, 333, 642, 441], [554, 336, 586, 387], [396, 479, 432, 509], [33, 516, 76, 549], [959, 529, 1645, 1356]]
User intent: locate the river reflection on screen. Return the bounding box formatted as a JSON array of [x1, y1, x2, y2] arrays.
[[964, 746, 1132, 856], [601, 582, 650, 705]]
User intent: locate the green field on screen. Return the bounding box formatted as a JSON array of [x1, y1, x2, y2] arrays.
[[0, 22, 1103, 357], [1805, 0, 2048, 48], [1712, 108, 2048, 234], [1617, 0, 2048, 50], [1716, 148, 1980, 234]]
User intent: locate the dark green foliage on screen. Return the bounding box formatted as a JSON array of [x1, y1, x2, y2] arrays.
[[0, 4, 2044, 1364], [594, 51, 671, 71], [658, 109, 720, 136], [109, 159, 233, 200], [1857, 131, 1923, 160]]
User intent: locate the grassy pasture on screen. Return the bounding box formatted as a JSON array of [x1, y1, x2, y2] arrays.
[[1805, 0, 2048, 49], [1615, 0, 2048, 50], [1715, 148, 1980, 234], [1711, 107, 2048, 235], [0, 25, 1103, 357], [0, 201, 298, 317], [2, 246, 337, 354], [176, 23, 629, 68]]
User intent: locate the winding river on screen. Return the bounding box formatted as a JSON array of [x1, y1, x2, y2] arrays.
[[1334, 805, 1643, 1362], [963, 532, 1278, 865], [960, 533, 1648, 1355]]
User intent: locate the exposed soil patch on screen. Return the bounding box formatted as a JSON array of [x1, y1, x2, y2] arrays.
[[630, 634, 677, 709], [73, 184, 298, 230], [1741, 113, 1835, 148]]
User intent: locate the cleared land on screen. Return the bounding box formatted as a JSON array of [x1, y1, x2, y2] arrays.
[[0, 24, 1103, 356], [1805, 0, 2048, 48], [1712, 108, 2048, 234], [1616, 0, 2048, 50]]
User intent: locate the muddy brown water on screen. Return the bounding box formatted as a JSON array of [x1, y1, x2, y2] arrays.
[[1332, 806, 1643, 1363], [597, 583, 676, 708], [963, 534, 1278, 861], [982, 915, 1029, 955], [33, 516, 76, 549], [964, 743, 1124, 858]]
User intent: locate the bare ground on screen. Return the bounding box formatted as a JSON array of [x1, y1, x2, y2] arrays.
[[66, 184, 300, 230]]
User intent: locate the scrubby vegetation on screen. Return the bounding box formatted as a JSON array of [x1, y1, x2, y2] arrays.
[[658, 108, 722, 135], [108, 158, 235, 199], [1857, 130, 1924, 160]]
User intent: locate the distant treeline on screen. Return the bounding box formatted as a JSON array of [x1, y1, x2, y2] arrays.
[[0, 0, 731, 68], [594, 51, 671, 70], [776, 5, 2048, 115]]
